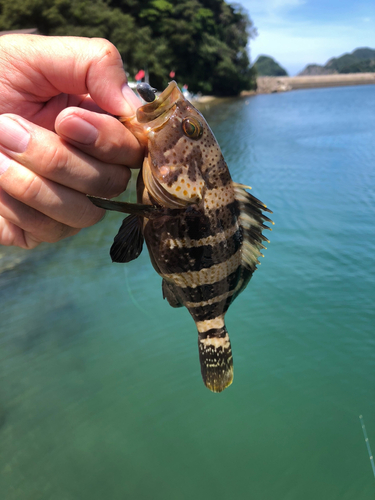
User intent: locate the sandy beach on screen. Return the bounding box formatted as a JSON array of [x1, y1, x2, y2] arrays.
[[254, 72, 375, 94]]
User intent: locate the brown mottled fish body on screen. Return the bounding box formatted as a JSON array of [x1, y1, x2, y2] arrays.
[[89, 82, 272, 393]]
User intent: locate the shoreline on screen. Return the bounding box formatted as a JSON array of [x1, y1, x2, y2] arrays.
[[253, 73, 375, 94], [193, 72, 375, 107]]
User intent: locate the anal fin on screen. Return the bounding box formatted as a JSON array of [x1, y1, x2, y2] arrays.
[[110, 214, 144, 263], [162, 279, 183, 308]]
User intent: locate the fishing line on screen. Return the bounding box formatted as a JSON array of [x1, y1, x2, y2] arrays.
[[123, 264, 153, 319], [359, 415, 375, 479]]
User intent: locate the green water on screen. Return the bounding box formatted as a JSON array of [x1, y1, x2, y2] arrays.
[[1, 85, 375, 499]]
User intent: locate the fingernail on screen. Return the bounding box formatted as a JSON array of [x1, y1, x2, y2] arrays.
[[121, 84, 142, 116], [59, 116, 99, 145], [0, 151, 11, 175], [0, 116, 30, 153]]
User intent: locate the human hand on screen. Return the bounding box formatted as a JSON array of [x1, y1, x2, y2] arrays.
[[0, 34, 143, 249]]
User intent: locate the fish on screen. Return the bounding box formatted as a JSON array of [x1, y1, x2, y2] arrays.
[[88, 81, 273, 393]]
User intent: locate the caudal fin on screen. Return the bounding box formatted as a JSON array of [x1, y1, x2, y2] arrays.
[[198, 326, 233, 393]]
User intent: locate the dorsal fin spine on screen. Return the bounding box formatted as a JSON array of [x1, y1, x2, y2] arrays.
[[233, 183, 272, 271]]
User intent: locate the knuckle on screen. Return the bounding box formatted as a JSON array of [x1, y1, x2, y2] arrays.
[[23, 234, 42, 249], [96, 139, 123, 164], [27, 209, 60, 240], [16, 205, 72, 244], [47, 224, 80, 243], [39, 144, 69, 177], [97, 167, 130, 198], [19, 172, 43, 203], [35, 215, 79, 243], [71, 200, 104, 229], [91, 38, 120, 64]]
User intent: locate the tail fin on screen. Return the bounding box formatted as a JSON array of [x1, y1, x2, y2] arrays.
[[198, 326, 233, 393]]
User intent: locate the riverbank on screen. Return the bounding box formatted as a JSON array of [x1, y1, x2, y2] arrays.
[[195, 72, 375, 104], [254, 72, 375, 94]]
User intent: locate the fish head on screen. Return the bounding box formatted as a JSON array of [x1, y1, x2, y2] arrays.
[[121, 81, 222, 208]]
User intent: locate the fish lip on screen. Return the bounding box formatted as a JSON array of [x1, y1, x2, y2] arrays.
[[119, 81, 182, 146], [136, 81, 181, 124], [146, 104, 177, 135]]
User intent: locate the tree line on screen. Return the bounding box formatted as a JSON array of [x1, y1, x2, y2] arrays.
[[253, 56, 288, 77], [0, 0, 257, 95], [325, 48, 375, 74]]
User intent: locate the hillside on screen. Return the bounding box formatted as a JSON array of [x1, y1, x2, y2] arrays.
[[0, 0, 257, 96], [299, 47, 375, 75], [253, 55, 288, 76]]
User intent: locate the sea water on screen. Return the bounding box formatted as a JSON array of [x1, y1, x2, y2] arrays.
[[0, 84, 374, 500]]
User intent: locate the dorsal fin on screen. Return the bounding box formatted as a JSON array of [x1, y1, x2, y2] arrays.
[[233, 183, 273, 296], [110, 215, 144, 263]]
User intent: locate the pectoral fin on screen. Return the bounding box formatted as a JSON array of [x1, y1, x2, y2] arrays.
[[87, 195, 157, 218], [110, 215, 144, 263]]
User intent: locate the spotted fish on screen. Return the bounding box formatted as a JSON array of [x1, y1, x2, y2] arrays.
[[89, 81, 273, 393]]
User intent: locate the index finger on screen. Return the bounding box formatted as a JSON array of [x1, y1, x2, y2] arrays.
[[55, 107, 143, 167]]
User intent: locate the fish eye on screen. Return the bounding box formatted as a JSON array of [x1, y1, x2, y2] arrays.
[[182, 117, 203, 140]]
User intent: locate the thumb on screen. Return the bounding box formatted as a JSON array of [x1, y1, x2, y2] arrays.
[[80, 37, 142, 116], [2, 34, 141, 116]]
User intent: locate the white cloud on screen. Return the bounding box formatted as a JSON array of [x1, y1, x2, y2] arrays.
[[250, 19, 375, 74], [238, 0, 375, 75], [242, 0, 304, 14], [241, 0, 304, 23]]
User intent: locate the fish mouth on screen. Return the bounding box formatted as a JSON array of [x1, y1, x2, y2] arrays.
[[136, 80, 182, 127], [120, 81, 182, 144]]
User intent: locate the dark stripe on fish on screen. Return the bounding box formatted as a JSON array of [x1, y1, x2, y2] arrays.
[[171, 268, 241, 304], [189, 295, 233, 322], [203, 159, 232, 190], [209, 202, 239, 233], [183, 201, 239, 240], [149, 201, 240, 241], [159, 228, 242, 273], [198, 327, 228, 338]]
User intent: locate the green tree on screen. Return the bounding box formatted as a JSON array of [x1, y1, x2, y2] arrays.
[[0, 0, 257, 95], [253, 55, 288, 77], [326, 48, 375, 74]]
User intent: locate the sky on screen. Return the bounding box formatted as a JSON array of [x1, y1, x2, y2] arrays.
[[238, 0, 375, 75]]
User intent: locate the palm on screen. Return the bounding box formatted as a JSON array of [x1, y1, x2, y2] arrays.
[[0, 34, 142, 249]]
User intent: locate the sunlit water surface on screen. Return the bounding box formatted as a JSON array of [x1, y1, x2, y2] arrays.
[[1, 85, 375, 499]]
